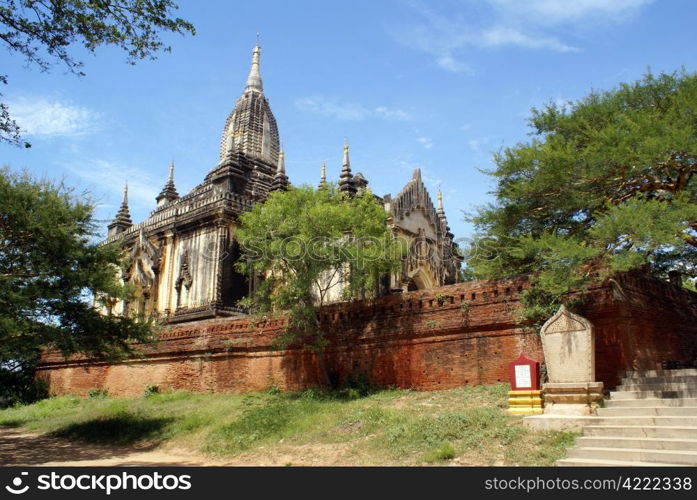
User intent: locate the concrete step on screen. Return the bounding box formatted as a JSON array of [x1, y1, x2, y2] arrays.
[[621, 376, 697, 385], [625, 369, 697, 378], [565, 447, 697, 465], [597, 406, 697, 417], [617, 382, 697, 391], [561, 369, 697, 467], [592, 416, 697, 426], [556, 457, 687, 467], [604, 398, 697, 408], [584, 425, 697, 439], [576, 436, 697, 452], [611, 389, 697, 399]]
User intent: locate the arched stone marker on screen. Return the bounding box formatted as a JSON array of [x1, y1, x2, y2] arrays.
[[539, 305, 603, 415]]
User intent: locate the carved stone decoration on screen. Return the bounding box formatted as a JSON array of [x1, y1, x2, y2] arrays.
[[174, 250, 194, 310], [537, 305, 604, 419], [388, 169, 461, 290], [127, 228, 162, 295], [540, 305, 595, 383], [176, 250, 193, 291]]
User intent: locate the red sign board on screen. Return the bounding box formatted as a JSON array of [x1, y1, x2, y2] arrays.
[[508, 353, 540, 390]]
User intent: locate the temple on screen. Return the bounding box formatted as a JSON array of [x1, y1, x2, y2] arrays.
[[104, 43, 461, 322]]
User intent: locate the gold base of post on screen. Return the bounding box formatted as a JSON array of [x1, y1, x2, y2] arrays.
[[507, 390, 544, 415]]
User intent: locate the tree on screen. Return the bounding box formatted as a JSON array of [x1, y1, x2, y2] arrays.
[[236, 184, 404, 384], [0, 168, 154, 404], [0, 0, 195, 147], [467, 70, 697, 322]]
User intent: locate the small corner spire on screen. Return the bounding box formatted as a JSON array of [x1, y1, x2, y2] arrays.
[[319, 161, 327, 187], [271, 150, 289, 192], [108, 182, 133, 237], [342, 141, 350, 169], [339, 141, 356, 196], [277, 150, 286, 174], [156, 161, 179, 207]]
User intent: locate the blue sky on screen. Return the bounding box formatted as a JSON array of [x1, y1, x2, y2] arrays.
[[1, 0, 696, 242]]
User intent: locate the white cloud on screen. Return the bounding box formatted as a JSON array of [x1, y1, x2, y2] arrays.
[[390, 0, 651, 71], [63, 158, 159, 209], [489, 0, 652, 25], [467, 136, 498, 163], [374, 106, 411, 120], [295, 96, 410, 121], [436, 54, 473, 73], [8, 97, 100, 137], [479, 26, 576, 52], [417, 137, 433, 149]]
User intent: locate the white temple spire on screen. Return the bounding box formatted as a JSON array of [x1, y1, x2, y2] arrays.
[[245, 40, 263, 92], [339, 141, 356, 196]]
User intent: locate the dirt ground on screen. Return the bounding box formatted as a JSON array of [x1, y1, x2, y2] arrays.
[[0, 428, 216, 466], [0, 427, 386, 466]]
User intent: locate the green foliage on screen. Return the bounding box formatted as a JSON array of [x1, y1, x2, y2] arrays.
[[434, 293, 451, 305], [0, 385, 576, 465], [206, 401, 295, 453], [87, 388, 108, 399], [0, 358, 48, 408], [236, 184, 403, 353], [506, 431, 581, 465], [468, 71, 697, 322], [423, 442, 456, 463], [143, 384, 160, 397], [0, 168, 156, 402], [340, 372, 373, 399], [0, 0, 194, 146]]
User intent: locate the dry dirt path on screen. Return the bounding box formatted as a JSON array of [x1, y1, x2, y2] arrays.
[[0, 428, 216, 466], [0, 428, 365, 466]]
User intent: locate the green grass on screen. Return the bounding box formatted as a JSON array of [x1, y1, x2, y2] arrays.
[[424, 442, 456, 463], [0, 385, 579, 465]]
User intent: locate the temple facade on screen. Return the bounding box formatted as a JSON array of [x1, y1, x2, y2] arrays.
[[104, 44, 460, 322]]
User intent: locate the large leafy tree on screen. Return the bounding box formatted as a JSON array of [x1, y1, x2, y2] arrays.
[[0, 168, 153, 403], [236, 184, 403, 383], [0, 0, 194, 146], [468, 71, 697, 321]]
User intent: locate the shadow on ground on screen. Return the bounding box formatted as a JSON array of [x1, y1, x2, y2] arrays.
[[0, 426, 207, 466], [49, 414, 173, 445]]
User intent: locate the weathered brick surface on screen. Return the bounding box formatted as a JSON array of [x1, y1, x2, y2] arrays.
[[36, 273, 697, 396]]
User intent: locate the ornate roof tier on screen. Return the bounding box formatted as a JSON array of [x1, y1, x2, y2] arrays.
[[218, 43, 280, 167]]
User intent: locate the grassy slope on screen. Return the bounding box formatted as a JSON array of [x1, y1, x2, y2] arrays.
[[0, 385, 577, 466]]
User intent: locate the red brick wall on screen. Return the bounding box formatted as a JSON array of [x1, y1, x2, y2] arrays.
[[36, 273, 697, 396]]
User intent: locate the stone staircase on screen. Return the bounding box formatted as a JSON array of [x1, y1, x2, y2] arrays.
[[557, 369, 697, 466]]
